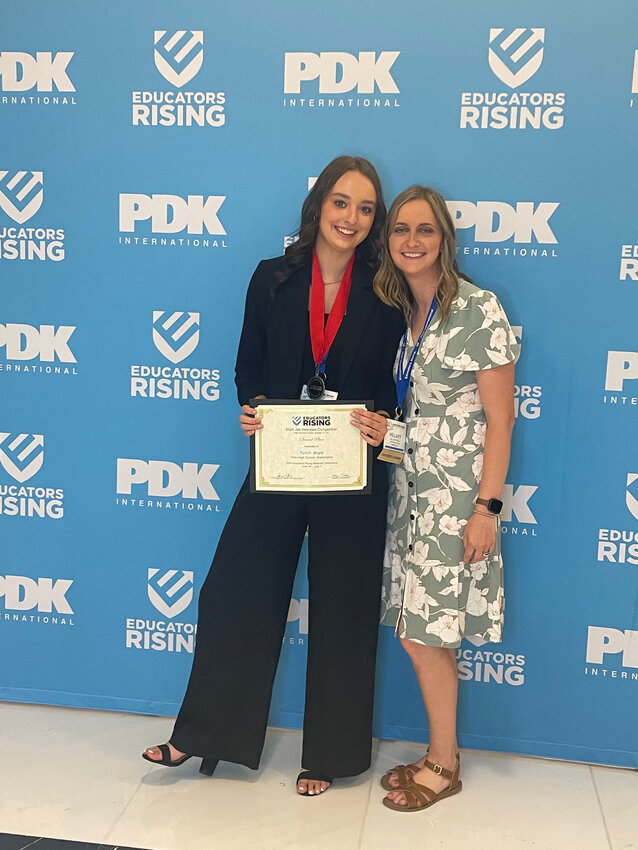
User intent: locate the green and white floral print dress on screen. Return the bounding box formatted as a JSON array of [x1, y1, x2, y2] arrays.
[[381, 279, 520, 647]]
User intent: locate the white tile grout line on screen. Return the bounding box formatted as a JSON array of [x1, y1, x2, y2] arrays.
[[589, 765, 614, 850], [356, 782, 375, 850], [357, 744, 381, 850], [101, 773, 149, 846]]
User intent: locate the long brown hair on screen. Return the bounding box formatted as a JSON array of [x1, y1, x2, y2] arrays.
[[275, 155, 386, 285], [373, 185, 471, 323]]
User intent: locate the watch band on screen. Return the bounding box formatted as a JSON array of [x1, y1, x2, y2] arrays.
[[476, 497, 503, 515]]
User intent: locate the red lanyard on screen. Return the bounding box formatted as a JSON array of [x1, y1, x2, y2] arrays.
[[309, 248, 354, 373]]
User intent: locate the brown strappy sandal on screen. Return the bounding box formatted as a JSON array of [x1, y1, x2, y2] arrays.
[[380, 751, 460, 792], [382, 757, 462, 812], [380, 759, 424, 792]]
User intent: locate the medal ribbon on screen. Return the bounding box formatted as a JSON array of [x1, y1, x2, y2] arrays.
[[310, 248, 355, 375], [395, 299, 437, 417]]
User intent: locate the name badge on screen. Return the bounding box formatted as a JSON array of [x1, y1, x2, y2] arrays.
[[300, 384, 339, 401], [377, 419, 406, 464]]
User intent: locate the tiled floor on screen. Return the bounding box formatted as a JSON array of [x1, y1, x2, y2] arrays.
[[0, 702, 635, 850]]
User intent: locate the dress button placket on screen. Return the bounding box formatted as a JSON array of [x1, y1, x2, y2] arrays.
[[399, 444, 418, 630], [407, 438, 417, 563]]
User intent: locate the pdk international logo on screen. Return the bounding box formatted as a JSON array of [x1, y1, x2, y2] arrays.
[[0, 321, 78, 377], [460, 28, 565, 130], [125, 568, 196, 654], [0, 574, 75, 627], [129, 311, 220, 402], [603, 351, 638, 408], [284, 597, 309, 648], [131, 30, 226, 127], [0, 170, 65, 262], [500, 482, 538, 537], [585, 625, 638, 683], [0, 432, 65, 519], [118, 192, 227, 249], [596, 474, 638, 567], [0, 50, 77, 106], [447, 199, 559, 260], [283, 50, 400, 110], [115, 456, 221, 512]]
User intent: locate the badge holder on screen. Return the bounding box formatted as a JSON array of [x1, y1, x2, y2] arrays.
[[378, 300, 437, 465], [377, 408, 407, 464]]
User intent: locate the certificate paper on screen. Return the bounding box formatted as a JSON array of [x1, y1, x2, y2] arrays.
[[250, 400, 372, 494]]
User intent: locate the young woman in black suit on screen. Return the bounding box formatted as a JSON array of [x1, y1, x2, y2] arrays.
[[143, 155, 404, 796]]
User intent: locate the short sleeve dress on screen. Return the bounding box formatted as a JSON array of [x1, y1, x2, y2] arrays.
[[380, 279, 520, 648]]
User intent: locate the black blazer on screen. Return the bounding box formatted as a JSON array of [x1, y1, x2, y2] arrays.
[[235, 254, 405, 413]]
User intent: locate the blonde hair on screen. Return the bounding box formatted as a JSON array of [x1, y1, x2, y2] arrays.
[[373, 185, 470, 324]]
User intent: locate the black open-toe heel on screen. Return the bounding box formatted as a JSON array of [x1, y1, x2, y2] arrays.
[[142, 743, 192, 767], [296, 770, 333, 795], [199, 758, 219, 776]]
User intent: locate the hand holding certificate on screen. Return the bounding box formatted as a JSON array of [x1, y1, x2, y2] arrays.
[[250, 400, 372, 494]]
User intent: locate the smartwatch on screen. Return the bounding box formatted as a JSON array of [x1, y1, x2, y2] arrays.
[[476, 497, 503, 515]]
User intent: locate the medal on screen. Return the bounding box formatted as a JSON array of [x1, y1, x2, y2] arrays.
[[307, 372, 326, 399]]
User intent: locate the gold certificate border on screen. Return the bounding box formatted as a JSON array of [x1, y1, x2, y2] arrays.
[[253, 403, 368, 492]]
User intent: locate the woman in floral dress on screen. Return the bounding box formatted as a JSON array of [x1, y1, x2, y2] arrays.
[[373, 186, 520, 812]]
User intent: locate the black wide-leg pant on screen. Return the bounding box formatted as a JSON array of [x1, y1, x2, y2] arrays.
[[171, 470, 388, 777]]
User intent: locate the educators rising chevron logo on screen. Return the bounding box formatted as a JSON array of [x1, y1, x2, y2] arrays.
[[147, 568, 194, 618], [626, 474, 638, 521], [596, 475, 638, 567], [0, 171, 43, 224], [0, 433, 44, 482], [0, 169, 66, 262], [154, 31, 204, 88], [460, 27, 564, 131], [125, 569, 197, 654], [152, 311, 200, 364], [129, 311, 220, 402], [488, 28, 545, 89], [0, 432, 65, 519], [131, 30, 225, 127]]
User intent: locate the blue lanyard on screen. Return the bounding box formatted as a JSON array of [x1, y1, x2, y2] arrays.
[[395, 299, 437, 418]]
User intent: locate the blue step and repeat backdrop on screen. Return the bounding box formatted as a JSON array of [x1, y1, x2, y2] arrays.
[[1, 0, 637, 768]]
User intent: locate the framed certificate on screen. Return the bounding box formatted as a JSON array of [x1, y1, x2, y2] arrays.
[[249, 399, 373, 495]]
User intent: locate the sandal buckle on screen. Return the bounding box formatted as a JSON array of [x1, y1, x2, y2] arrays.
[[432, 763, 443, 775]]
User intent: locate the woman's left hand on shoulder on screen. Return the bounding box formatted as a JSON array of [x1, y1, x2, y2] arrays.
[[350, 409, 388, 447], [463, 512, 497, 564]]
